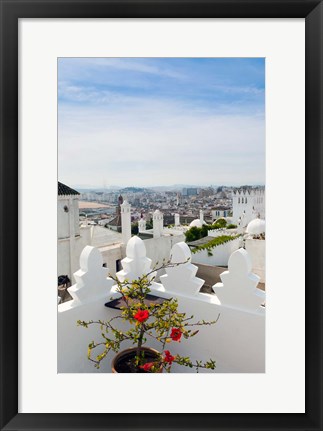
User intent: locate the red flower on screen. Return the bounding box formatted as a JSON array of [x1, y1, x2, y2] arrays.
[[134, 309, 149, 322], [170, 328, 182, 341], [139, 362, 155, 371], [163, 350, 175, 364]]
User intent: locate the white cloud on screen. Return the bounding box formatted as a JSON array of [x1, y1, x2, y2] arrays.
[[87, 58, 186, 79], [58, 99, 265, 188], [212, 84, 264, 95], [58, 58, 186, 84]]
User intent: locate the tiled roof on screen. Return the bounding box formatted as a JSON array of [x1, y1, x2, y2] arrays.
[[106, 215, 121, 227], [58, 182, 80, 196]]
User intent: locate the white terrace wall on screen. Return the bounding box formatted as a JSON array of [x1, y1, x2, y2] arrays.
[[191, 238, 241, 267], [58, 237, 265, 373], [154, 243, 265, 373], [245, 239, 266, 283], [208, 228, 238, 237], [58, 246, 116, 373]]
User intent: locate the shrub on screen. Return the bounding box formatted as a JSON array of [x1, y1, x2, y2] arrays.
[[78, 260, 218, 373], [191, 234, 241, 254], [185, 226, 205, 242], [146, 219, 153, 230], [213, 218, 227, 228], [185, 219, 233, 243]]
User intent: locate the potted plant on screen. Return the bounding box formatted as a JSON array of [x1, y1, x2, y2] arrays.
[[78, 261, 218, 373]]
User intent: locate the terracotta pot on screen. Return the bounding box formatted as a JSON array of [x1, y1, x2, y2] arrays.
[[112, 347, 162, 373]]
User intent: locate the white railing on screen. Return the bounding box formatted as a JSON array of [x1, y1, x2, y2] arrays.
[[58, 236, 265, 373]]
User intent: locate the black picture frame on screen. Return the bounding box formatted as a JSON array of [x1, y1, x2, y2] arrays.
[[0, 1, 322, 430]]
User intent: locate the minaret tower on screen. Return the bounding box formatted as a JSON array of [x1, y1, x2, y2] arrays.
[[153, 209, 164, 238], [121, 200, 131, 245]]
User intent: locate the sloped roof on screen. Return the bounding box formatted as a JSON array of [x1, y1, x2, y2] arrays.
[[106, 215, 121, 227], [58, 182, 80, 196]]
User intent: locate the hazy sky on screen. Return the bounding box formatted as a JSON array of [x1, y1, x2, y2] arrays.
[[58, 58, 265, 188]]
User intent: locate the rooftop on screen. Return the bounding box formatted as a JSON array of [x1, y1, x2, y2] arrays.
[[58, 182, 80, 196], [90, 226, 122, 247]]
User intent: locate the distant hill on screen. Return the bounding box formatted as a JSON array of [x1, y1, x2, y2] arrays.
[[120, 187, 152, 193], [73, 183, 265, 194]]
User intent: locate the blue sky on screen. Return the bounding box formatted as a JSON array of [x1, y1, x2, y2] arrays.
[[58, 58, 265, 188]]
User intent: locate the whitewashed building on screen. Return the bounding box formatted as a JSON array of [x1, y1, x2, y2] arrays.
[[211, 206, 231, 220], [57, 182, 92, 282], [232, 187, 265, 228]]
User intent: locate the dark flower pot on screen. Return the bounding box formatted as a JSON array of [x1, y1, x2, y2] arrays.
[[111, 347, 162, 373]]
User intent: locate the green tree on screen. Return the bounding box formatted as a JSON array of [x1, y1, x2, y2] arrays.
[[185, 226, 202, 242], [146, 219, 153, 230], [131, 222, 139, 235]]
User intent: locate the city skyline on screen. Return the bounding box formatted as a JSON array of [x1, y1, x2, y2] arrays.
[[58, 58, 265, 188], [72, 183, 265, 192]]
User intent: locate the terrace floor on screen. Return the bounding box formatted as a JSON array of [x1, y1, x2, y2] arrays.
[[196, 263, 265, 293]]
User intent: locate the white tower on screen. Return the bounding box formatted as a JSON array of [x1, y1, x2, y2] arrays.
[[199, 210, 204, 224], [153, 209, 163, 238], [121, 200, 132, 245], [57, 182, 81, 281], [174, 213, 180, 226], [138, 218, 146, 233]]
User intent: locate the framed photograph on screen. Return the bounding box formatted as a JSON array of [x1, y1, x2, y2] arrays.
[[1, 1, 322, 430], [56, 56, 266, 377]]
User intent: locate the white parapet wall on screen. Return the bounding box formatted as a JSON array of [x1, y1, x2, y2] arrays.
[[245, 238, 266, 283], [58, 246, 116, 373], [191, 238, 241, 267], [208, 228, 238, 237], [58, 237, 265, 373], [157, 242, 265, 373]]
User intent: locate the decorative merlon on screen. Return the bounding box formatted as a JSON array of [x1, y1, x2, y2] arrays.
[[116, 236, 154, 282], [160, 242, 204, 296], [67, 246, 114, 303], [212, 248, 265, 311]]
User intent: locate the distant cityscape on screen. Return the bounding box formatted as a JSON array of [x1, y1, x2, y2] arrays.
[[77, 184, 265, 229]]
